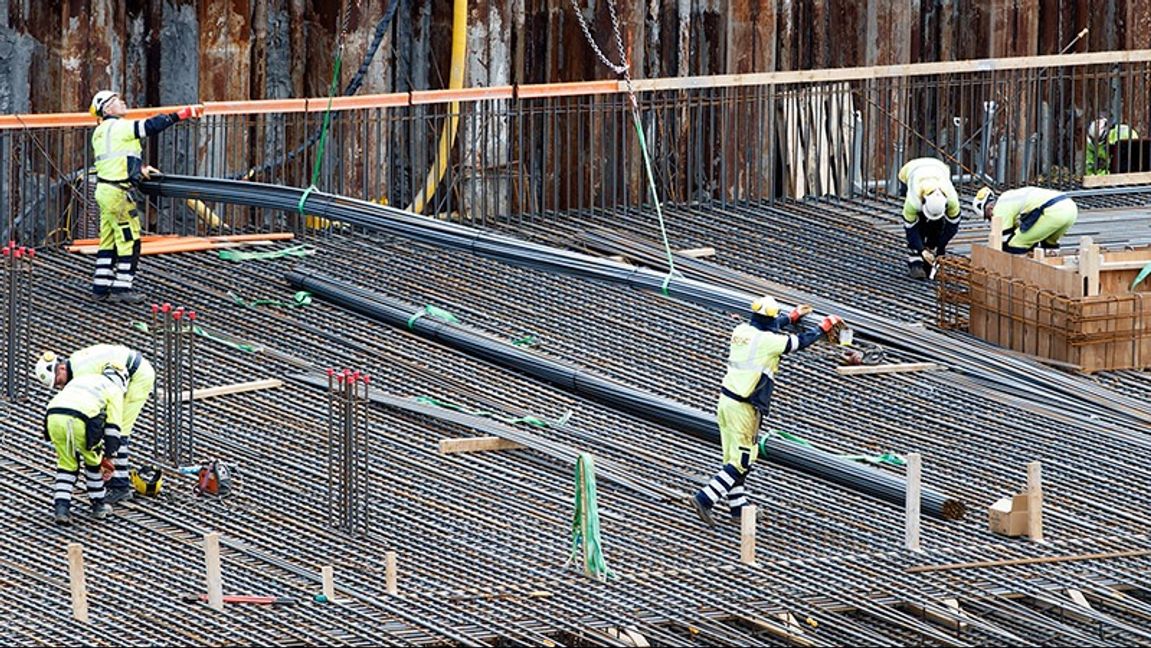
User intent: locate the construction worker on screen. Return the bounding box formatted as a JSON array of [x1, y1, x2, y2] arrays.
[[691, 297, 844, 527], [34, 344, 153, 504], [89, 91, 202, 302], [972, 186, 1078, 255], [43, 365, 130, 525], [897, 157, 962, 279], [1085, 117, 1139, 175]]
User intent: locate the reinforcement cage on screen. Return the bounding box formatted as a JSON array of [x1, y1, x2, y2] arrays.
[[2, 50, 1150, 243]]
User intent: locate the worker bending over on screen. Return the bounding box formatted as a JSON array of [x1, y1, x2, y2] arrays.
[[897, 157, 962, 279], [36, 344, 154, 504], [972, 186, 1078, 255]]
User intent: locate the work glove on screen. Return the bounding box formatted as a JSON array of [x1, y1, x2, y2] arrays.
[[820, 314, 846, 343], [176, 104, 204, 121], [140, 165, 162, 180], [99, 457, 115, 481], [788, 304, 813, 323], [920, 249, 936, 266]]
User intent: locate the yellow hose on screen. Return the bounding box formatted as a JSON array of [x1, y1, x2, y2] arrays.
[[408, 0, 467, 214]]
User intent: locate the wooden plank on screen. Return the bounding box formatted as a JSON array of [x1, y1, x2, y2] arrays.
[[67, 543, 89, 622], [740, 505, 757, 565], [906, 548, 1151, 573], [1081, 171, 1151, 187], [321, 565, 335, 601], [439, 436, 526, 455], [160, 378, 283, 403], [905, 453, 922, 552], [675, 246, 716, 259], [836, 362, 943, 376], [204, 532, 224, 611], [1027, 462, 1044, 543], [385, 551, 398, 595], [1079, 237, 1101, 297]]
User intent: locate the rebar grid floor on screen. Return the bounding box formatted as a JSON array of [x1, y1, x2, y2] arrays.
[[2, 195, 1151, 645]]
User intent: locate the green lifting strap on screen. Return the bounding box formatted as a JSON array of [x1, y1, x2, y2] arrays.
[[228, 290, 313, 309], [759, 429, 905, 467], [218, 244, 317, 263], [1131, 261, 1151, 291], [629, 110, 678, 296], [131, 321, 261, 353], [412, 395, 561, 428], [406, 305, 460, 330], [569, 453, 613, 581], [309, 34, 345, 191], [297, 184, 317, 217]]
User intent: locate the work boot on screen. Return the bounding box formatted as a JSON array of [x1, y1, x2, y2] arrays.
[[105, 488, 134, 505], [90, 502, 113, 520], [108, 291, 146, 304], [690, 496, 717, 528], [53, 501, 73, 526], [90, 292, 110, 303], [907, 262, 927, 280]]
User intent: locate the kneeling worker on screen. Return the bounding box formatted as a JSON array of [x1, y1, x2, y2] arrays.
[[971, 186, 1078, 255]]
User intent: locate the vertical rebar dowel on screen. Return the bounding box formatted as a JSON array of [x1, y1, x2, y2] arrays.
[[326, 368, 336, 528], [173, 308, 186, 464], [3, 244, 16, 399], [203, 531, 224, 611], [150, 303, 160, 455], [186, 310, 198, 463], [905, 452, 923, 552], [21, 247, 35, 399], [161, 303, 174, 463], [67, 543, 89, 622]]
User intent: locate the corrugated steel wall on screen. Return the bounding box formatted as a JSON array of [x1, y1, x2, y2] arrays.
[[0, 0, 1148, 114]]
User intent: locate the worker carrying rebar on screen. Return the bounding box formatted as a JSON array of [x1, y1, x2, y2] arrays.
[[88, 91, 202, 303], [35, 344, 153, 505], [896, 157, 962, 279], [1085, 116, 1139, 176], [42, 364, 130, 525], [972, 186, 1078, 255], [691, 297, 843, 527]]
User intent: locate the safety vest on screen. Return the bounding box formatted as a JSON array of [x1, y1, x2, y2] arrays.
[[92, 117, 141, 183], [69, 344, 140, 379], [898, 158, 959, 223], [46, 373, 125, 425], [720, 323, 794, 399], [991, 187, 1068, 231]]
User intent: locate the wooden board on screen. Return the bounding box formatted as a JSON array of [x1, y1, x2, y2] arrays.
[[439, 436, 526, 455], [159, 378, 283, 402], [1081, 171, 1151, 187]]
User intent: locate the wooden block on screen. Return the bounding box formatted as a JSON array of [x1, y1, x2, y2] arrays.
[[740, 505, 757, 565], [1079, 236, 1101, 297], [1027, 462, 1044, 543], [987, 216, 1003, 250], [905, 453, 922, 552], [321, 565, 335, 601], [204, 532, 224, 611], [835, 362, 942, 376], [675, 246, 716, 259], [438, 436, 526, 454], [901, 598, 968, 630], [385, 551, 398, 595], [67, 543, 89, 622]]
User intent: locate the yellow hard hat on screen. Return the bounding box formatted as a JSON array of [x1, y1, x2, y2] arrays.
[[750, 295, 780, 317]]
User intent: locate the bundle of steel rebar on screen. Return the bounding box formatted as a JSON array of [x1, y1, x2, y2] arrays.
[[285, 269, 966, 520]]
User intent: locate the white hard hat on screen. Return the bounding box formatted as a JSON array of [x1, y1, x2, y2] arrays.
[[34, 351, 61, 389], [922, 190, 947, 221], [750, 295, 780, 317], [89, 91, 118, 118], [971, 186, 995, 219], [1087, 118, 1108, 142]]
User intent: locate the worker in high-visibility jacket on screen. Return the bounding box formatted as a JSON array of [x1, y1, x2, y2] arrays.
[[1085, 118, 1139, 176], [43, 365, 130, 525], [690, 296, 843, 527], [897, 157, 962, 279], [35, 344, 154, 504], [972, 186, 1078, 255], [88, 91, 201, 303]]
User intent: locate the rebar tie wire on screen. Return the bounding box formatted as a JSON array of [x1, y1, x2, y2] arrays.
[[569, 0, 680, 296]]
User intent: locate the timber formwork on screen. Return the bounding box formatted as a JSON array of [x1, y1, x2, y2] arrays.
[[2, 193, 1151, 645]]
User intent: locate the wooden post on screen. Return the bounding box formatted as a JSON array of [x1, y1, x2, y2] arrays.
[[321, 565, 335, 601], [987, 215, 1003, 250], [203, 532, 224, 610], [740, 505, 757, 565], [905, 453, 922, 552], [385, 551, 398, 595], [67, 543, 89, 622], [1078, 236, 1100, 297], [1027, 462, 1044, 542]]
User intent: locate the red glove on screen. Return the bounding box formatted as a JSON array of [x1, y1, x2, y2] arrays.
[[788, 304, 813, 323], [820, 315, 844, 332], [176, 105, 203, 121], [100, 457, 115, 481]]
